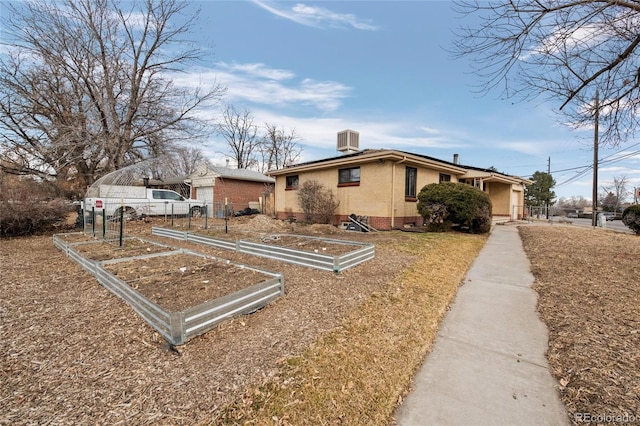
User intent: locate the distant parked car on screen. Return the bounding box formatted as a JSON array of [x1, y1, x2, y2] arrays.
[[567, 212, 579, 218], [602, 212, 615, 221]]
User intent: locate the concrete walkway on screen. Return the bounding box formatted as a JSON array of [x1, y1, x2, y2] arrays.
[[394, 225, 569, 426]]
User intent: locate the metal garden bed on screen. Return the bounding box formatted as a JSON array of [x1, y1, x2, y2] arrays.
[[151, 227, 375, 273], [53, 233, 284, 345]]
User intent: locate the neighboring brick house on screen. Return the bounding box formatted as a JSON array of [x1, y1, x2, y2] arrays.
[[189, 164, 274, 217], [268, 130, 530, 230]]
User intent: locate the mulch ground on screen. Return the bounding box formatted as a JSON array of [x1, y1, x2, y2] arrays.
[[519, 225, 640, 423], [4, 217, 638, 425], [1, 217, 413, 425]]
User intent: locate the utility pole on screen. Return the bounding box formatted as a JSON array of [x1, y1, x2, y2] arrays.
[[546, 156, 551, 219], [592, 91, 599, 227]]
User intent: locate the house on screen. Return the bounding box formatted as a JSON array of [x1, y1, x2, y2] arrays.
[[189, 164, 275, 217], [457, 166, 530, 218], [268, 130, 530, 230]]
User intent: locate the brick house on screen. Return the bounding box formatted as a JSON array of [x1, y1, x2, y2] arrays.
[[189, 164, 274, 217], [268, 130, 530, 230]]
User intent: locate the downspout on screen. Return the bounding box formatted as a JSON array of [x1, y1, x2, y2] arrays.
[[391, 156, 407, 228]]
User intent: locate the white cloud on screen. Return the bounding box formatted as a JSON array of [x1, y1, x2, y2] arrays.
[[525, 9, 639, 61], [418, 126, 441, 135], [174, 62, 351, 112], [492, 140, 550, 157], [600, 166, 629, 173], [199, 106, 467, 167], [217, 62, 295, 81], [238, 110, 465, 153], [252, 1, 379, 31]]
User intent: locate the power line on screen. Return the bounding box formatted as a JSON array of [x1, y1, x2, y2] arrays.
[[547, 146, 640, 187], [518, 141, 640, 180], [600, 149, 640, 166], [555, 165, 593, 187]]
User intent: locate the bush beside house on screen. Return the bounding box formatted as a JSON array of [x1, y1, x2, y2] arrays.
[[417, 182, 492, 234], [297, 180, 340, 224]]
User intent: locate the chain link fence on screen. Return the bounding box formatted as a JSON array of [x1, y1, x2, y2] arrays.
[[525, 205, 562, 219]]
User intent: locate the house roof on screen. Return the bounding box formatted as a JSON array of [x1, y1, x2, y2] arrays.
[[461, 165, 533, 186], [268, 149, 468, 176], [195, 165, 275, 183], [268, 148, 530, 185]]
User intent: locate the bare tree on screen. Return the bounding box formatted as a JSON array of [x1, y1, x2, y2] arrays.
[[216, 105, 260, 169], [557, 195, 591, 210], [166, 146, 206, 177], [140, 147, 206, 181], [453, 1, 640, 146], [0, 0, 224, 195], [259, 124, 302, 173], [601, 175, 630, 212]]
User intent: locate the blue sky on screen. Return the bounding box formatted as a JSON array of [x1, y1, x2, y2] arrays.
[[2, 0, 638, 200], [179, 0, 639, 201]]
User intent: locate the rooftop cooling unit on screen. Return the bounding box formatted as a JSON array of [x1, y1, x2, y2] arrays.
[[337, 130, 359, 154]]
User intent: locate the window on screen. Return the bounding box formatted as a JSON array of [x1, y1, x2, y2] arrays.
[[439, 173, 451, 183], [405, 167, 417, 200], [285, 175, 299, 190], [338, 167, 360, 186], [166, 191, 184, 201], [152, 190, 183, 201]]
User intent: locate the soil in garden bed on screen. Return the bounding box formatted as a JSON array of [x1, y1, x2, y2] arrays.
[[102, 253, 275, 312], [73, 237, 178, 261], [249, 234, 366, 256], [56, 232, 96, 243]]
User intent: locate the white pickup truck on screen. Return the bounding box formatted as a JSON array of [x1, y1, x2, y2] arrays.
[[84, 185, 205, 219]]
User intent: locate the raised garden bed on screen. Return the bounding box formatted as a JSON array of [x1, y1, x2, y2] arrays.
[[151, 227, 375, 273], [53, 233, 284, 345], [102, 253, 273, 312], [74, 237, 179, 261]]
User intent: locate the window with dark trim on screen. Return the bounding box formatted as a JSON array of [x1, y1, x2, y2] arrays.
[[439, 173, 451, 183], [405, 166, 417, 200], [338, 167, 360, 186], [285, 175, 299, 190]]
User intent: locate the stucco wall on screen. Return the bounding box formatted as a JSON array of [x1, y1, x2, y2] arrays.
[[485, 182, 511, 216], [274, 160, 457, 229]]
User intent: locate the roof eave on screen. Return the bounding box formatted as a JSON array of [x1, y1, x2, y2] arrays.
[[268, 149, 467, 176]]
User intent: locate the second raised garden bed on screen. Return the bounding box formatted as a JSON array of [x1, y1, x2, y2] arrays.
[[152, 227, 375, 273]]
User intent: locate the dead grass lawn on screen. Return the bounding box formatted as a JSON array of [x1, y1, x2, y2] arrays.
[[215, 232, 487, 424], [519, 226, 640, 423]]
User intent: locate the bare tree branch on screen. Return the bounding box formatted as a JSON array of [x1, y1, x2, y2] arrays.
[[216, 105, 260, 169], [453, 0, 640, 146], [259, 124, 302, 173], [0, 0, 224, 196]]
